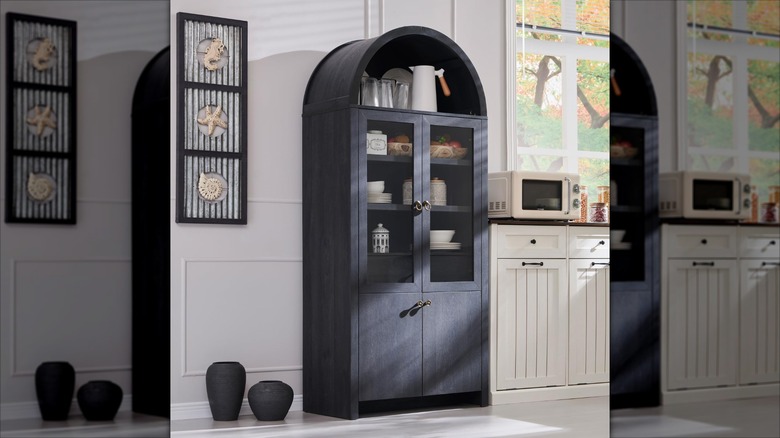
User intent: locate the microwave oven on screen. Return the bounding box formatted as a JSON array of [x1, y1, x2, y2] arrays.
[[488, 171, 581, 220], [659, 171, 751, 220]]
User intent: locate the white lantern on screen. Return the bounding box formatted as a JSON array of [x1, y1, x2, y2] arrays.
[[372, 223, 389, 253]]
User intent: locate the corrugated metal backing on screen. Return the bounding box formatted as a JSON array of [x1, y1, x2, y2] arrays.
[[12, 20, 72, 86], [182, 19, 242, 87], [13, 88, 70, 153], [13, 156, 70, 220], [184, 88, 240, 153], [183, 156, 241, 220]]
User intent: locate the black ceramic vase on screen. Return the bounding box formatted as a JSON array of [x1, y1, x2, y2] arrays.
[[35, 361, 75, 421], [205, 361, 245, 421], [248, 380, 293, 421], [77, 380, 123, 421]]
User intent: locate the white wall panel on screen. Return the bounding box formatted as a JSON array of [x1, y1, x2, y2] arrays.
[[383, 0, 454, 37], [12, 260, 131, 375], [182, 260, 302, 375]]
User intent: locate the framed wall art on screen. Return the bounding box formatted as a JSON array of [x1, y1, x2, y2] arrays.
[[176, 13, 247, 224], [5, 13, 77, 224]]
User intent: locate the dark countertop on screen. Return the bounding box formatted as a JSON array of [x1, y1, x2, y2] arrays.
[[489, 219, 609, 227], [660, 218, 780, 228]]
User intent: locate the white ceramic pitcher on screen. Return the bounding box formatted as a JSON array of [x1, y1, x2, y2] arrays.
[[410, 65, 437, 112]]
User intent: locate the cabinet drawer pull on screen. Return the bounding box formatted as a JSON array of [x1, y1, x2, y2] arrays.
[[692, 261, 715, 267], [770, 240, 777, 245], [598, 240, 605, 246], [701, 239, 708, 245], [530, 239, 536, 244], [522, 262, 544, 267], [591, 262, 610, 267], [762, 262, 780, 267]]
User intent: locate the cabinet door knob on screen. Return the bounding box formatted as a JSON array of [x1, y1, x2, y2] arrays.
[[530, 239, 536, 244], [412, 200, 423, 211], [598, 240, 605, 246], [770, 240, 777, 246], [422, 299, 432, 307], [414, 300, 424, 309], [422, 200, 431, 211], [701, 239, 708, 244]]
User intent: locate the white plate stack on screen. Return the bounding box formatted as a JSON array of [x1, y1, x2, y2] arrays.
[[431, 242, 462, 250], [367, 181, 391, 203], [430, 229, 460, 250]]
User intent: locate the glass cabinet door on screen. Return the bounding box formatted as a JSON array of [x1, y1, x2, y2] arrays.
[[359, 110, 421, 292], [423, 116, 482, 290]]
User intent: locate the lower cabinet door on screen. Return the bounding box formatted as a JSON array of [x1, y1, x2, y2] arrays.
[[739, 260, 780, 384], [359, 293, 422, 401], [421, 291, 482, 396], [569, 258, 610, 384], [495, 259, 567, 390], [667, 259, 738, 390]]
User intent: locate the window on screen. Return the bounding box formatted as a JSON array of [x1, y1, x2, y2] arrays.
[[511, 0, 610, 198], [683, 0, 779, 203]]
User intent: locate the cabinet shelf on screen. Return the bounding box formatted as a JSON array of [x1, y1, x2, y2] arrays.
[[610, 157, 643, 167], [368, 252, 412, 257], [367, 155, 471, 167], [367, 203, 471, 213]]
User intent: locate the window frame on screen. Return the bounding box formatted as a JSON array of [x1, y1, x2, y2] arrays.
[[506, 0, 610, 173]]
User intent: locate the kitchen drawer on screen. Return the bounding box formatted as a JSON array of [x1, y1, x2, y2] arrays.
[[493, 225, 566, 259], [568, 226, 610, 259], [738, 226, 780, 259], [664, 225, 737, 258]]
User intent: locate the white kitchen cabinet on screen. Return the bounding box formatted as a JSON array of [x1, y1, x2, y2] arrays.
[[569, 258, 610, 385], [490, 224, 609, 404], [661, 224, 780, 403], [495, 258, 567, 390], [666, 258, 738, 390], [738, 227, 780, 385]]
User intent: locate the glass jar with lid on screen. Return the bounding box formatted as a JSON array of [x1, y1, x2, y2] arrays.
[[589, 202, 608, 223], [577, 185, 588, 223]]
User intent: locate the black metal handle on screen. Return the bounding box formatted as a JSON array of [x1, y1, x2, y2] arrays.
[[530, 239, 537, 244], [522, 262, 544, 267], [598, 240, 605, 246], [692, 261, 715, 267], [701, 239, 708, 244], [762, 262, 780, 267], [770, 240, 777, 245], [591, 262, 610, 266]]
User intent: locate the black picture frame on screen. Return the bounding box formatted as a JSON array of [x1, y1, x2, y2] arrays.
[[5, 13, 77, 224], [176, 13, 248, 224]]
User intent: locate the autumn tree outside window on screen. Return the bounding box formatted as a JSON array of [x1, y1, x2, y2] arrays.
[[511, 0, 610, 198], [683, 0, 779, 202]]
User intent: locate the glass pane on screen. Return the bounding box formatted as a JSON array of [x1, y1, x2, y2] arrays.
[[578, 157, 609, 202], [516, 153, 566, 172], [429, 124, 473, 283], [366, 119, 415, 284], [577, 59, 610, 152], [517, 53, 563, 150], [522, 180, 563, 211], [692, 180, 734, 210], [576, 0, 610, 47], [747, 1, 780, 47], [688, 153, 736, 172], [687, 53, 734, 150], [687, 0, 733, 42], [750, 157, 780, 204], [748, 60, 780, 152], [517, 0, 562, 41]]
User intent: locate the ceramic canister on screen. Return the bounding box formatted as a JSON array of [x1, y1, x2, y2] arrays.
[[402, 178, 413, 205], [430, 178, 446, 206]]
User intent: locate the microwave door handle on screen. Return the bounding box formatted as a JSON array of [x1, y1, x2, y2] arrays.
[[735, 177, 744, 215], [563, 177, 571, 214]]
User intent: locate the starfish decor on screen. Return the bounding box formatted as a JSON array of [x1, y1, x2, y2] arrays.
[[26, 105, 57, 136], [196, 105, 228, 137]]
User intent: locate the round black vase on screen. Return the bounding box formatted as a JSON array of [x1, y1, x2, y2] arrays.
[[35, 361, 75, 421], [205, 362, 245, 421], [248, 380, 293, 421], [77, 380, 123, 421]]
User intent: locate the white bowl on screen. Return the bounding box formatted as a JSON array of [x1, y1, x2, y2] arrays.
[[367, 181, 384, 194], [610, 230, 626, 242], [430, 230, 455, 243]]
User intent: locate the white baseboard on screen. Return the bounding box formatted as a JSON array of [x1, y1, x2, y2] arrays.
[[170, 395, 303, 422], [0, 395, 133, 421], [662, 383, 780, 404], [490, 383, 609, 405]]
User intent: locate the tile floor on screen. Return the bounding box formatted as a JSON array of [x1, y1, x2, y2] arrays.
[[0, 411, 169, 438]]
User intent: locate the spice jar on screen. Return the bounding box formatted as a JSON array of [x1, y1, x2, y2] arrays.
[[372, 223, 390, 253], [769, 186, 780, 204], [589, 202, 608, 223], [402, 178, 413, 205], [597, 185, 610, 205], [750, 185, 758, 223], [577, 185, 588, 223], [760, 203, 779, 224]]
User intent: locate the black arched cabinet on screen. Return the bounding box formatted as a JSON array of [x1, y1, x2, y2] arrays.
[[302, 26, 488, 419], [609, 33, 660, 410]]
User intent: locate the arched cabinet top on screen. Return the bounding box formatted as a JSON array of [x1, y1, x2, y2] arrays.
[[303, 26, 486, 116], [610, 33, 657, 116]]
